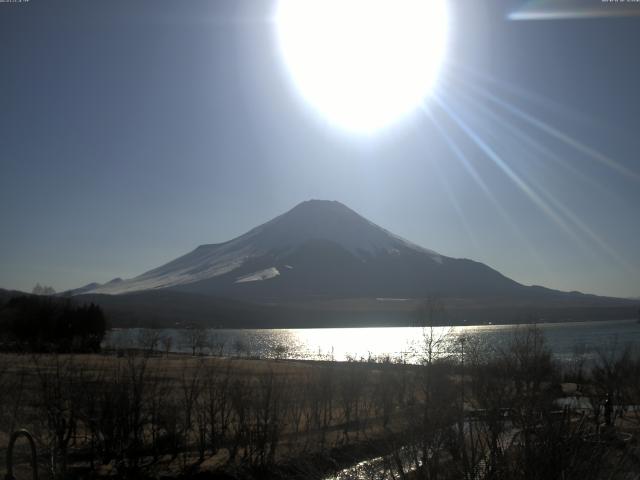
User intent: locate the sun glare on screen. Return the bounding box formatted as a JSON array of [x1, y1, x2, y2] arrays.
[[276, 0, 449, 134]]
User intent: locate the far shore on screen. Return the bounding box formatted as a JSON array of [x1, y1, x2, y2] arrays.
[[107, 316, 639, 330]]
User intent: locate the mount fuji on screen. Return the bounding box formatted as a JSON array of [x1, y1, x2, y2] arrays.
[[83, 200, 529, 299], [68, 200, 636, 327]]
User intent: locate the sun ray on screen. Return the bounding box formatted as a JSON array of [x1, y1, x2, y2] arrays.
[[435, 89, 635, 272], [445, 77, 622, 203], [446, 60, 600, 130], [425, 106, 549, 269], [419, 119, 480, 252], [457, 80, 640, 183], [434, 95, 597, 250]]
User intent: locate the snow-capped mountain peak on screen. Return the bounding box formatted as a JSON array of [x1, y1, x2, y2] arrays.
[[86, 200, 442, 295]]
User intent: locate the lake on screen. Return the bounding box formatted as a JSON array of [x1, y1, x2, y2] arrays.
[[103, 318, 640, 363]]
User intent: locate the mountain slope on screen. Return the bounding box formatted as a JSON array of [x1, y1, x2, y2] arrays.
[[82, 200, 585, 301], [85, 200, 526, 299]]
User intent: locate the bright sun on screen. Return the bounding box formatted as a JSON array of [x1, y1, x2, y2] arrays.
[[276, 0, 449, 134]]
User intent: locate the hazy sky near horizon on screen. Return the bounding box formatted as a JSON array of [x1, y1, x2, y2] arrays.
[[1, 0, 639, 298]]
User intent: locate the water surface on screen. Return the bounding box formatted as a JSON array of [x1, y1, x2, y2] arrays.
[[104, 318, 640, 363]]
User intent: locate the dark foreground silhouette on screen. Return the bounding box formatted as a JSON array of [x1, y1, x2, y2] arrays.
[[0, 326, 639, 479]]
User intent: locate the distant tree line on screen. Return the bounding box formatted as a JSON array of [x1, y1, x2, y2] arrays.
[[0, 295, 107, 352], [32, 283, 56, 295]]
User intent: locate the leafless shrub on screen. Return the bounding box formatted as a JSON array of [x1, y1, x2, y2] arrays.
[[32, 354, 84, 477], [136, 328, 160, 356], [181, 326, 210, 356], [160, 333, 173, 357]]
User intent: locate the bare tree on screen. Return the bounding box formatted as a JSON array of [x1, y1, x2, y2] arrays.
[[32, 354, 83, 477], [136, 328, 160, 356], [160, 333, 173, 357], [178, 359, 203, 468], [181, 326, 210, 356], [32, 283, 56, 295], [591, 340, 633, 428]]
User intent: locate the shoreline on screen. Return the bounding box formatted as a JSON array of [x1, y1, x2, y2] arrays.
[[108, 316, 638, 331]]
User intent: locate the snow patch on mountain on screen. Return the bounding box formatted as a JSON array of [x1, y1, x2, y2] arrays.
[[89, 246, 253, 294], [235, 267, 280, 284]]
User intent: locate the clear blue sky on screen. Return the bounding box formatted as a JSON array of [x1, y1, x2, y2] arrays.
[[1, 0, 639, 298]]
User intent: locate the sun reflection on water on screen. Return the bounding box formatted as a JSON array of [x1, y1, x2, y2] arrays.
[[104, 319, 640, 364]]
